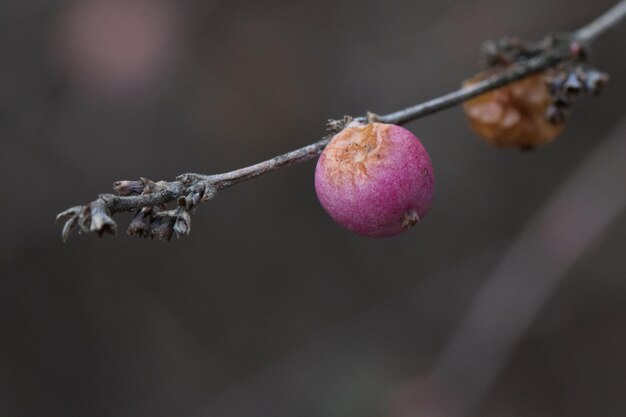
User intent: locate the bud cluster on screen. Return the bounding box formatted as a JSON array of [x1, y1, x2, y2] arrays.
[[481, 37, 543, 67], [127, 206, 192, 242], [463, 35, 610, 149], [481, 36, 609, 127], [57, 200, 116, 242], [546, 64, 609, 123], [122, 177, 207, 241], [57, 176, 212, 242]]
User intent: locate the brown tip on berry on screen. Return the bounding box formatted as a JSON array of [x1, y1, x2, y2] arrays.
[[401, 210, 420, 229]]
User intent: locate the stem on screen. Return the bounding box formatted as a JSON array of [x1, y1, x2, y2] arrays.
[[189, 51, 566, 189], [207, 138, 332, 189], [574, 0, 626, 43], [377, 51, 564, 125], [58, 1, 626, 240], [201, 1, 626, 188]]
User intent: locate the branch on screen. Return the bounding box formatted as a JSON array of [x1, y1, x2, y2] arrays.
[[574, 0, 626, 42], [57, 0, 626, 241]]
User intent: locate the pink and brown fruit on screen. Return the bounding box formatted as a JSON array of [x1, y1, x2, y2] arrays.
[[315, 123, 434, 238], [462, 71, 563, 148]]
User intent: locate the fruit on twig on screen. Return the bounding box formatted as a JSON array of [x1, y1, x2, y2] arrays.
[[315, 122, 434, 238], [462, 70, 564, 149]]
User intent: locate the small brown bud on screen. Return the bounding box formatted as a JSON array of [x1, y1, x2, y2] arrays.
[[127, 208, 152, 238], [150, 216, 174, 242], [584, 70, 609, 94], [113, 180, 145, 196]]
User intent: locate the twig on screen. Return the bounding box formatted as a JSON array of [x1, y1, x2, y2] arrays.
[[57, 0, 626, 241], [574, 0, 626, 42]]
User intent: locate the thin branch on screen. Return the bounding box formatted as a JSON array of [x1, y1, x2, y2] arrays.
[[574, 0, 626, 43], [57, 0, 626, 241], [377, 51, 565, 126]]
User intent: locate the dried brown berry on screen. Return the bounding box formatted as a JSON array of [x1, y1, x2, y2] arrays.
[[462, 70, 564, 148]]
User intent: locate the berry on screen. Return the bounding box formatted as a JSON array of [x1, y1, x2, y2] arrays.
[[462, 71, 564, 148], [314, 122, 434, 238]]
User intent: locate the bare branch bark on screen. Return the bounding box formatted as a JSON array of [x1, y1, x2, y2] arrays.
[[57, 0, 626, 241]]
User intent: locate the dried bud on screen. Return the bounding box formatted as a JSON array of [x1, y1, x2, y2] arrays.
[[150, 216, 174, 242], [113, 180, 145, 196], [546, 105, 568, 124], [57, 206, 82, 241], [173, 210, 192, 238], [462, 70, 564, 148], [61, 215, 78, 242], [141, 177, 168, 194], [480, 37, 538, 67], [553, 94, 571, 108], [563, 72, 583, 94], [326, 116, 354, 133], [583, 69, 609, 94], [127, 208, 153, 238], [180, 183, 206, 210], [88, 201, 117, 237], [549, 65, 609, 106], [56, 206, 82, 223], [480, 39, 500, 65]]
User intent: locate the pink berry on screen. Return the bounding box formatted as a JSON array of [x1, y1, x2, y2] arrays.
[[315, 122, 434, 238]]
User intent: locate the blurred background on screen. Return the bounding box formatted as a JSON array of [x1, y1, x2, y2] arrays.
[[1, 0, 625, 416]]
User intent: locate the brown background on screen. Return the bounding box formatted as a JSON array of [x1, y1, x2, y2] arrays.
[[1, 0, 625, 416]]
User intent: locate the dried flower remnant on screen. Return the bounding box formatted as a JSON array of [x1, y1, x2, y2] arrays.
[[546, 65, 609, 123]]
